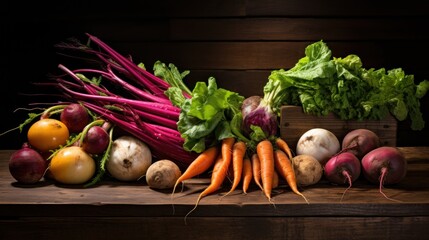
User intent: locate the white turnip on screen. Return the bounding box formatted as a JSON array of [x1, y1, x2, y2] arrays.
[[324, 152, 361, 200], [146, 160, 181, 189], [296, 128, 340, 165], [361, 146, 407, 200], [341, 128, 380, 159], [107, 135, 152, 181]]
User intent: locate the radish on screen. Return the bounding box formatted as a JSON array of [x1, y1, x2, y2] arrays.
[[361, 146, 407, 201], [296, 128, 340, 165], [341, 128, 380, 159], [324, 152, 361, 200]]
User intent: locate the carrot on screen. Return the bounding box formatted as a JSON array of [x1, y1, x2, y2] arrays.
[[272, 169, 279, 189], [242, 157, 252, 194], [251, 153, 263, 191], [256, 139, 275, 202], [276, 137, 293, 160], [274, 149, 309, 204], [171, 146, 219, 196], [222, 141, 247, 197], [184, 137, 235, 223]]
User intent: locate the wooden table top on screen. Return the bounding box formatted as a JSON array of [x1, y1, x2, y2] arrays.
[[1, 147, 429, 218]]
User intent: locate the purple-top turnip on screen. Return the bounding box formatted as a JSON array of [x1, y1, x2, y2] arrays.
[[241, 95, 262, 118], [241, 97, 278, 137]]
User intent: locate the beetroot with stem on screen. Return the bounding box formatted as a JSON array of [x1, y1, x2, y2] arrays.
[[361, 146, 407, 201], [324, 152, 361, 201], [60, 103, 91, 133], [80, 120, 111, 155]]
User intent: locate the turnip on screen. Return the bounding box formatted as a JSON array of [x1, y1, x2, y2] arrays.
[[341, 128, 380, 159], [292, 154, 323, 186], [361, 146, 407, 200], [241, 95, 262, 118], [107, 135, 152, 181], [296, 128, 340, 165], [241, 97, 278, 137], [146, 160, 181, 189], [324, 152, 361, 200]]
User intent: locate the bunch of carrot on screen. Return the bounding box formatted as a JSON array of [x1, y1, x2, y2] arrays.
[[172, 136, 309, 219]]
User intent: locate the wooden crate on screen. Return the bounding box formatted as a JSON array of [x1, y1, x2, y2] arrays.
[[279, 105, 397, 151]]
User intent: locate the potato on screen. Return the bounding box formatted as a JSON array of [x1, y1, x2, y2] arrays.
[[145, 160, 181, 189], [292, 154, 323, 186]]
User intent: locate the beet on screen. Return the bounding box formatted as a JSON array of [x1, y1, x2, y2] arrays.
[[341, 128, 380, 159], [324, 152, 361, 200], [324, 152, 361, 185], [81, 126, 110, 154], [361, 146, 406, 185], [361, 146, 407, 200], [60, 103, 90, 133]]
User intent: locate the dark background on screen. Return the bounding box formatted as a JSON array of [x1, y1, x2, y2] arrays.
[[1, 0, 429, 149]]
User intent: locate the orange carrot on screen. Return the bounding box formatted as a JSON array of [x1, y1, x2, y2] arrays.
[[222, 141, 247, 197], [242, 157, 252, 194], [185, 137, 235, 222], [226, 158, 234, 183], [251, 153, 263, 191], [256, 139, 275, 202], [272, 169, 279, 189], [276, 137, 293, 160], [184, 137, 235, 222], [274, 149, 309, 203], [171, 146, 219, 196]]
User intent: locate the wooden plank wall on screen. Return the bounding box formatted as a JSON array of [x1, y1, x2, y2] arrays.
[[1, 0, 428, 148]]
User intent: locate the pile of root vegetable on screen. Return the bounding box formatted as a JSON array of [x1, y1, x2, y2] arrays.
[[3, 34, 428, 214]]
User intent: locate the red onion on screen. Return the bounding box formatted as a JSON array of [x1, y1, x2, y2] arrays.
[[9, 143, 47, 184]]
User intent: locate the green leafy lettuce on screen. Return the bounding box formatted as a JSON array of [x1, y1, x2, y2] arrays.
[[166, 75, 244, 153], [267, 40, 429, 130]]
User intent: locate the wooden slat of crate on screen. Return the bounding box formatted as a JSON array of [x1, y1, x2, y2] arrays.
[[279, 105, 397, 151]]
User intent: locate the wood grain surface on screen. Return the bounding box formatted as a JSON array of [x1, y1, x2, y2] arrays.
[[1, 147, 429, 239]]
